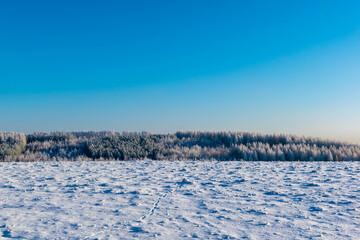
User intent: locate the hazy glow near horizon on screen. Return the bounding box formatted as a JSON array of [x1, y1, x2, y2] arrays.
[[1, 1, 360, 143]]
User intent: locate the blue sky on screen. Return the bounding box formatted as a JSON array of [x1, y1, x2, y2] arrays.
[[1, 1, 360, 143]]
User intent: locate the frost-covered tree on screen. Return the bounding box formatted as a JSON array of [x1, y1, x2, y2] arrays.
[[1, 131, 359, 161]]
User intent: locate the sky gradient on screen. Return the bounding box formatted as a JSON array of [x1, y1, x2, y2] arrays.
[[1, 1, 360, 143]]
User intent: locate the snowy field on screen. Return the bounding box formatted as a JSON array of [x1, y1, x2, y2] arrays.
[[0, 161, 360, 239]]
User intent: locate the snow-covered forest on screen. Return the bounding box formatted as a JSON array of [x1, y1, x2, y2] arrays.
[[0, 131, 359, 161]]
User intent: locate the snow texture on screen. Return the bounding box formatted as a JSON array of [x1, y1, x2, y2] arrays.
[[0, 161, 360, 239]]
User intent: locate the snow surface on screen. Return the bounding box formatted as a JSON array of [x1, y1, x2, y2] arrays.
[[0, 161, 360, 239]]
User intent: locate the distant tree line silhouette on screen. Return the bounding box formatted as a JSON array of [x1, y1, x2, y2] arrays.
[[0, 131, 359, 161]]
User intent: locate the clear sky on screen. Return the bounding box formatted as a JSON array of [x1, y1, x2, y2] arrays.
[[1, 1, 360, 143]]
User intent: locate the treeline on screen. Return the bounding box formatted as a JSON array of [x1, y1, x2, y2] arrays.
[[85, 134, 164, 160], [0, 132, 26, 159], [0, 131, 359, 161]]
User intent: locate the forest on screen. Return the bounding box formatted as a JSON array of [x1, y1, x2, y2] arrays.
[[0, 131, 359, 162]]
